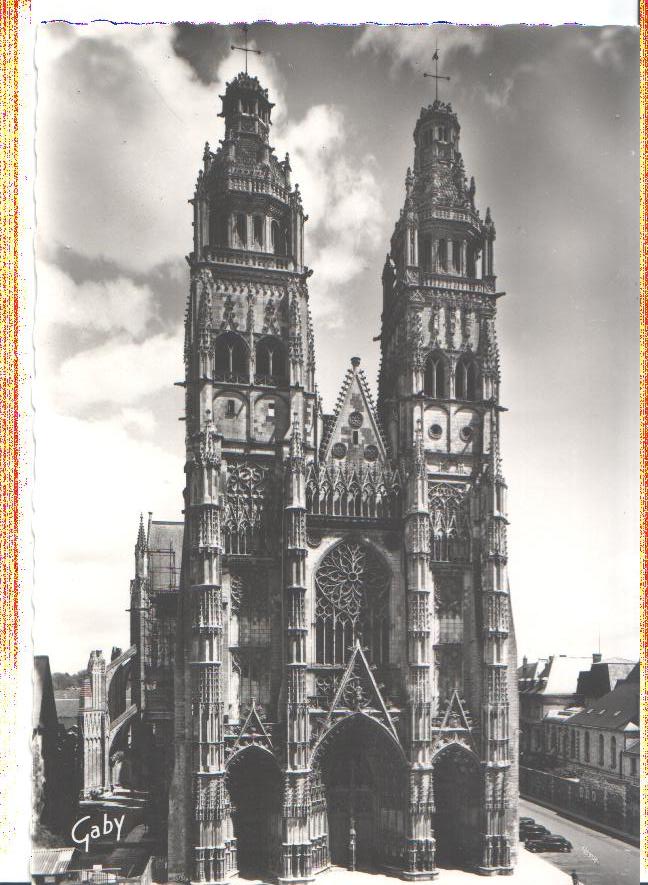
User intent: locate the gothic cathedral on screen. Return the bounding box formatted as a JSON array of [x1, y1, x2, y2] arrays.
[[163, 71, 518, 883]]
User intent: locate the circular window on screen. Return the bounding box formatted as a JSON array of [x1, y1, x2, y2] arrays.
[[348, 411, 364, 429], [428, 423, 443, 440], [332, 442, 347, 459], [460, 426, 473, 442], [364, 444, 378, 462]]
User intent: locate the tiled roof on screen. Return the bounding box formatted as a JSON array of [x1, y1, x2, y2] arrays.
[[55, 695, 81, 728], [32, 847, 75, 875], [522, 656, 591, 697], [577, 659, 636, 700], [568, 678, 639, 730]]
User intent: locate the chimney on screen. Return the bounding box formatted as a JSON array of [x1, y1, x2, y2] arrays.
[[592, 652, 602, 664]]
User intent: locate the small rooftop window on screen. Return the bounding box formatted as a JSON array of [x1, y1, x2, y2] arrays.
[[598, 709, 606, 714], [614, 711, 621, 716]]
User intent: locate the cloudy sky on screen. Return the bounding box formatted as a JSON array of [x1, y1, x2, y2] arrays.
[[34, 22, 639, 672]]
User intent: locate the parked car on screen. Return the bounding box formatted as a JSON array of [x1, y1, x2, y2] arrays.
[[525, 834, 573, 853], [519, 823, 549, 840]]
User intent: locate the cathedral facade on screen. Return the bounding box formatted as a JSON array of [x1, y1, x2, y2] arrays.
[[163, 71, 518, 883]]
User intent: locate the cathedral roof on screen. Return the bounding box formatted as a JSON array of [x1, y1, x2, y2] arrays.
[[319, 358, 389, 464]]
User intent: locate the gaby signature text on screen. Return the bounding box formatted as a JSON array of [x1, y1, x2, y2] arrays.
[[71, 813, 125, 852]]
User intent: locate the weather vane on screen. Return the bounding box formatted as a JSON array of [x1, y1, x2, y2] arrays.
[[423, 43, 450, 102], [231, 24, 261, 75]]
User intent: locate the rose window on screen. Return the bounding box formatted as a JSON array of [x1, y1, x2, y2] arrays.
[[315, 542, 390, 666]]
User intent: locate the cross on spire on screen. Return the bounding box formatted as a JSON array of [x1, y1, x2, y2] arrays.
[[423, 43, 451, 102], [231, 24, 261, 75]]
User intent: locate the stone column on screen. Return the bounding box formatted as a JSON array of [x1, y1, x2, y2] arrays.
[[403, 427, 438, 880], [280, 420, 314, 884], [187, 404, 235, 885], [476, 407, 514, 875], [80, 651, 108, 797]]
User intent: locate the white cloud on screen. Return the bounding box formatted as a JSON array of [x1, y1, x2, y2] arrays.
[[52, 330, 183, 411], [35, 23, 285, 274], [37, 261, 155, 336], [281, 105, 383, 326], [353, 23, 486, 74], [33, 407, 183, 670]]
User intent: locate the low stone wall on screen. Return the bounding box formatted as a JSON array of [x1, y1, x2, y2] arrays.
[[520, 765, 639, 840]]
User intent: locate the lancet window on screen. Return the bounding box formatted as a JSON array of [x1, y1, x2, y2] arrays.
[[214, 332, 248, 383], [424, 352, 448, 399], [455, 357, 479, 401], [315, 543, 390, 667], [271, 220, 286, 256], [255, 337, 287, 386], [234, 214, 247, 247], [428, 482, 471, 562]]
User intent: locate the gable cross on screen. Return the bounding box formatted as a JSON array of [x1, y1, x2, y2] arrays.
[[423, 44, 451, 102], [231, 24, 261, 74]]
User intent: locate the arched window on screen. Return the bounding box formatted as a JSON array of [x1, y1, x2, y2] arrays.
[[438, 239, 448, 271], [214, 332, 248, 383], [598, 734, 604, 766], [570, 730, 576, 759], [270, 220, 285, 256], [315, 543, 389, 667], [419, 235, 432, 271], [424, 352, 448, 398], [455, 357, 479, 401], [610, 736, 617, 768], [255, 337, 287, 386], [234, 214, 247, 248], [252, 215, 264, 248], [209, 211, 229, 248], [584, 731, 590, 762], [428, 482, 471, 563]]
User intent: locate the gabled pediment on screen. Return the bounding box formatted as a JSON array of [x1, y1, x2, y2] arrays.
[[324, 641, 398, 741], [232, 699, 272, 752], [431, 689, 476, 753], [320, 358, 389, 465]]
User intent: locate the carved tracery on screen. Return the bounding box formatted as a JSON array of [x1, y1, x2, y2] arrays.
[[224, 461, 273, 555], [428, 482, 471, 562], [315, 543, 389, 667]]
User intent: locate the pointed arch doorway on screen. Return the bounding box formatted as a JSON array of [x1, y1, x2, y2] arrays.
[[432, 744, 482, 869], [226, 747, 282, 877], [315, 714, 408, 872]]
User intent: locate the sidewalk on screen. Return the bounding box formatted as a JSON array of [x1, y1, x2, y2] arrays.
[[231, 852, 572, 884]]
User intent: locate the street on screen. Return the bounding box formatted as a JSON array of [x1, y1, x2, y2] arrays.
[[520, 798, 639, 885]]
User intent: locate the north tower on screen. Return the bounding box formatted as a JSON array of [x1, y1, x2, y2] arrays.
[[168, 75, 518, 885]]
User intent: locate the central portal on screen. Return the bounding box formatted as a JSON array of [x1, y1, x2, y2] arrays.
[[317, 714, 407, 872]]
